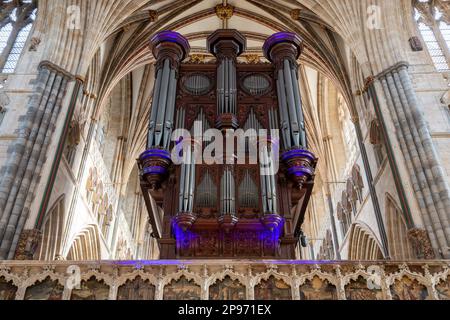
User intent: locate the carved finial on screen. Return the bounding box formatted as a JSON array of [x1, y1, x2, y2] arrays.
[[88, 264, 101, 272], [422, 264, 431, 277], [22, 267, 30, 278], [291, 265, 297, 276], [225, 265, 234, 272], [312, 264, 321, 271], [178, 264, 188, 272], [202, 265, 209, 277], [43, 265, 55, 273], [333, 265, 342, 277], [267, 264, 278, 272], [112, 265, 120, 277], [0, 266, 11, 273], [134, 262, 144, 271], [399, 263, 410, 272]]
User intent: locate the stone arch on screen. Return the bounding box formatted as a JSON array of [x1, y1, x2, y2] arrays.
[[0, 276, 17, 301], [66, 225, 102, 261], [163, 275, 202, 301], [24, 276, 64, 301], [209, 275, 247, 300], [348, 223, 384, 261], [37, 195, 65, 261], [117, 275, 156, 300], [253, 271, 293, 301], [299, 276, 338, 300], [70, 276, 110, 300], [385, 194, 415, 260]]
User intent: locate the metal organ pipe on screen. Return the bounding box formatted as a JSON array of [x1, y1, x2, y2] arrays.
[[140, 31, 190, 191], [291, 66, 307, 147], [277, 69, 291, 149], [153, 59, 171, 147], [284, 59, 301, 148], [164, 69, 177, 149], [147, 68, 162, 148]]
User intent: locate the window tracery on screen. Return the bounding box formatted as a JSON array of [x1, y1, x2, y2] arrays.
[[0, 0, 37, 73], [414, 0, 450, 72]]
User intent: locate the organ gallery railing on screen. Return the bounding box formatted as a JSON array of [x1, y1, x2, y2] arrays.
[[0, 260, 449, 300]]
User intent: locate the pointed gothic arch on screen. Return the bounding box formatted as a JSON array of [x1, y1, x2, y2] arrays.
[[66, 225, 102, 261], [348, 223, 384, 261], [386, 194, 415, 260], [37, 195, 65, 261]]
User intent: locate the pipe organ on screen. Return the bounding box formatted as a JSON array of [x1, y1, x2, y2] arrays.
[[139, 30, 317, 259]]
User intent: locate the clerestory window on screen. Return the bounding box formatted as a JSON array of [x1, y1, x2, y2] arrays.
[[0, 0, 37, 74]]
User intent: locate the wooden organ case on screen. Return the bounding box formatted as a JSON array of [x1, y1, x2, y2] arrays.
[[139, 30, 318, 259]]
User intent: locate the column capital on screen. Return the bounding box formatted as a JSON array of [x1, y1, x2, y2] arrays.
[[263, 32, 304, 67], [38, 60, 76, 80], [375, 61, 410, 79], [207, 29, 247, 60], [150, 31, 191, 68]]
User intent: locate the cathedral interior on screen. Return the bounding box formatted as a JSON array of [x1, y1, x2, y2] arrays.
[[0, 0, 449, 301]]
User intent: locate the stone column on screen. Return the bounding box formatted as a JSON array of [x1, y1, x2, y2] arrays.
[[375, 61, 450, 258], [263, 32, 317, 191], [139, 31, 190, 190], [0, 61, 74, 260]]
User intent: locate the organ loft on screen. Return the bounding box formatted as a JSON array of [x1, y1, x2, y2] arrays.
[[138, 29, 318, 259]]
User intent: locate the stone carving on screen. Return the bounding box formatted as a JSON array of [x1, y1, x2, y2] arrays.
[[70, 277, 110, 300], [24, 277, 64, 300], [117, 276, 156, 300], [435, 276, 450, 300], [0, 260, 448, 300], [163, 277, 201, 300], [254, 276, 292, 300], [390, 276, 429, 300], [0, 277, 17, 300], [29, 37, 41, 51], [345, 276, 383, 300], [408, 228, 436, 259], [209, 277, 246, 300], [409, 36, 423, 52], [14, 229, 42, 260], [300, 276, 338, 300]]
